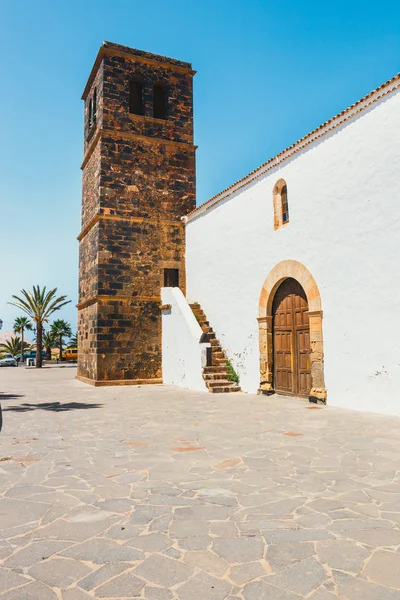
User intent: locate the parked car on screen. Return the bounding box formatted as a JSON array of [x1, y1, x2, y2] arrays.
[[15, 350, 46, 363], [0, 357, 17, 367], [62, 348, 78, 361]]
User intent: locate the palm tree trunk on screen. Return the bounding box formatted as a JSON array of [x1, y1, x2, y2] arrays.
[[46, 346, 51, 361], [36, 322, 43, 368], [21, 329, 24, 364], [59, 335, 63, 361]]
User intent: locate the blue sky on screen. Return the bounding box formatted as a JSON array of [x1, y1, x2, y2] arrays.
[[1, 0, 399, 334]]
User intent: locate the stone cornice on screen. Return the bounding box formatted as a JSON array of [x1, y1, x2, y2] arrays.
[[77, 213, 184, 242], [81, 127, 196, 170], [77, 294, 161, 310]]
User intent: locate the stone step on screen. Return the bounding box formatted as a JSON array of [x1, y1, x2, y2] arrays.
[[203, 365, 229, 373], [190, 301, 240, 394], [207, 379, 235, 388], [201, 325, 213, 334], [212, 358, 229, 366], [210, 385, 241, 393], [203, 372, 230, 381]]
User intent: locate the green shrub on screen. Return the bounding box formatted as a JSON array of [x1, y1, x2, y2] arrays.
[[226, 360, 239, 384]]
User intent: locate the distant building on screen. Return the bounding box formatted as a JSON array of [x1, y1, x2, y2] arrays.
[[78, 42, 400, 416]]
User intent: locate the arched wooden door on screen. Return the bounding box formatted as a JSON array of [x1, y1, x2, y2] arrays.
[[272, 278, 311, 397]]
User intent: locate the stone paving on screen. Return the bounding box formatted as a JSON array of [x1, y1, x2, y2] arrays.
[[0, 367, 400, 599]]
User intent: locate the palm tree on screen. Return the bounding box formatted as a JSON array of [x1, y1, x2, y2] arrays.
[[42, 331, 56, 361], [13, 316, 33, 361], [51, 319, 72, 361], [67, 332, 78, 348], [0, 336, 32, 358], [9, 286, 71, 368]]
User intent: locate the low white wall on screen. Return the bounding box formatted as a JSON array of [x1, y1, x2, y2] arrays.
[[186, 86, 400, 416], [161, 287, 209, 392]]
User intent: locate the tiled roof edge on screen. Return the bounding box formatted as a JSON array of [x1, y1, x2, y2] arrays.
[[184, 72, 400, 223]]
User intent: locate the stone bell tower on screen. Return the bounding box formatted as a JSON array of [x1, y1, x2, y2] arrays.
[[77, 42, 196, 385]]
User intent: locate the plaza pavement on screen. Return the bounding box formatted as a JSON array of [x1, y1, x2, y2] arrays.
[[0, 366, 400, 600]]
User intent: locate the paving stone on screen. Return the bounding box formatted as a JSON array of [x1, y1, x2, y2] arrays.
[[125, 533, 172, 552], [95, 498, 135, 513], [306, 499, 348, 513], [0, 498, 49, 530], [32, 517, 119, 541], [212, 537, 265, 562], [229, 561, 268, 584], [177, 534, 211, 550], [4, 540, 71, 567], [62, 589, 93, 600], [362, 550, 400, 588], [265, 556, 328, 596], [329, 518, 393, 532], [176, 571, 232, 600], [242, 580, 300, 600], [65, 506, 115, 523], [183, 550, 229, 576], [267, 542, 315, 571], [144, 587, 174, 600], [264, 529, 334, 543], [308, 588, 340, 600], [163, 546, 183, 559], [28, 557, 92, 588], [0, 568, 30, 594], [174, 505, 235, 520], [148, 514, 172, 531], [333, 570, 400, 600], [170, 520, 209, 538], [96, 571, 145, 597], [5, 485, 50, 498], [295, 513, 331, 528], [77, 563, 128, 591], [344, 529, 400, 547], [130, 506, 171, 525], [0, 580, 58, 600], [61, 537, 144, 563], [316, 539, 370, 572], [134, 554, 194, 587], [209, 521, 238, 537], [106, 520, 142, 540]]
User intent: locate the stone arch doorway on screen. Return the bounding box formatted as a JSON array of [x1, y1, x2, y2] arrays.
[[258, 260, 327, 402]]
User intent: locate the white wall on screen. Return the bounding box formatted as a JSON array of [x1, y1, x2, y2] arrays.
[[161, 287, 209, 392], [186, 88, 400, 416]]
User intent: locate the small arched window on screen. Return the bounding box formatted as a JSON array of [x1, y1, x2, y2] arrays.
[[129, 79, 144, 115], [153, 83, 167, 119], [273, 179, 289, 230], [92, 87, 97, 125], [88, 97, 93, 129], [281, 184, 289, 224]]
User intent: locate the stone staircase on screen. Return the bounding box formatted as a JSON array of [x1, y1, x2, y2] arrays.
[[190, 303, 241, 393]]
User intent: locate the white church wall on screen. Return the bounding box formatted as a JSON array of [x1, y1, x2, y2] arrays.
[[161, 287, 209, 392], [186, 88, 400, 416]]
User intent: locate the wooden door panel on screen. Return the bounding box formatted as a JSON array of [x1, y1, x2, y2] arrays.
[[273, 278, 311, 397]]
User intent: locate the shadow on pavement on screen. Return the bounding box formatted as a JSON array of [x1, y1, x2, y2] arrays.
[[0, 394, 25, 401], [3, 401, 103, 412]]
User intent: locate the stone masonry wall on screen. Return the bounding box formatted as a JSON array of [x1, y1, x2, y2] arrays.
[[78, 43, 196, 384]]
